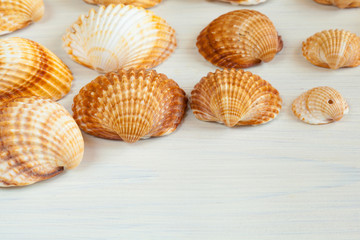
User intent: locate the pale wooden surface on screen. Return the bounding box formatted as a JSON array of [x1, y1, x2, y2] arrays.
[[1, 0, 360, 239]]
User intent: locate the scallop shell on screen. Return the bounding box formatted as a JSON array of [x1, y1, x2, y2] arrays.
[[0, 0, 44, 36], [190, 68, 282, 127], [83, 0, 162, 8], [292, 87, 349, 125], [313, 0, 360, 8], [0, 97, 84, 187], [72, 68, 187, 143], [217, 0, 267, 5], [302, 29, 360, 70], [0, 37, 73, 102], [63, 4, 176, 74], [196, 9, 283, 69]]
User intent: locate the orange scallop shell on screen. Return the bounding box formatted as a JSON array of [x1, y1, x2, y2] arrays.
[[314, 0, 360, 8], [83, 0, 162, 8]]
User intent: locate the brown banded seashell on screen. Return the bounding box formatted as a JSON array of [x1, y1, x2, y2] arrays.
[[196, 9, 283, 69], [0, 0, 44, 36], [63, 4, 176, 74], [190, 68, 282, 127], [313, 0, 360, 8], [72, 68, 187, 143], [302, 30, 360, 70], [216, 0, 267, 5], [0, 37, 74, 102], [83, 0, 162, 8], [0, 97, 84, 187], [292, 87, 349, 125]]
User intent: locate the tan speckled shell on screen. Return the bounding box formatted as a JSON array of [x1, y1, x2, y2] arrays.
[[72, 68, 187, 143], [190, 69, 282, 127], [0, 0, 44, 36], [0, 97, 84, 187], [83, 0, 161, 8], [302, 30, 360, 70], [314, 0, 360, 8], [197, 9, 283, 69], [63, 4, 176, 74], [217, 0, 267, 5], [292, 87, 349, 125], [0, 37, 73, 102]]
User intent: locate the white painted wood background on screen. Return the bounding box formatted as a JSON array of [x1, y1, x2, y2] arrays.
[[1, 0, 359, 239]]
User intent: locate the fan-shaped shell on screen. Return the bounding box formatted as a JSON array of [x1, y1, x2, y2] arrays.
[[190, 68, 282, 127], [217, 0, 267, 5], [0, 97, 84, 187], [72, 68, 187, 143], [292, 87, 349, 125], [302, 30, 360, 70], [63, 4, 176, 74], [196, 9, 283, 69], [0, 37, 73, 102], [83, 0, 161, 8], [0, 0, 44, 36], [313, 0, 360, 8]]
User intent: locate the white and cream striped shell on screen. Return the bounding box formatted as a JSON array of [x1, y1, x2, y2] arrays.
[[0, 97, 84, 187], [0, 37, 73, 102], [292, 87, 349, 125], [0, 0, 44, 36], [313, 0, 360, 8], [217, 0, 267, 5], [63, 4, 177, 74], [83, 0, 162, 8]]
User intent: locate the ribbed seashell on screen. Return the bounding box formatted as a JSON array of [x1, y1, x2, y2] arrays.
[[63, 4, 176, 74], [190, 69, 282, 127], [83, 0, 161, 8], [292, 87, 349, 125], [302, 30, 360, 70], [196, 9, 283, 69], [0, 37, 73, 102], [313, 0, 360, 8], [0, 0, 44, 36], [217, 0, 267, 5], [73, 68, 187, 143], [0, 97, 84, 187]]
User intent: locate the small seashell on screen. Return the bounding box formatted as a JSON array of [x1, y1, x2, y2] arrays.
[[72, 68, 187, 143], [0, 97, 84, 187], [313, 0, 360, 8], [63, 4, 176, 74], [292, 86, 349, 125], [196, 9, 283, 69], [216, 0, 267, 5], [0, 37, 73, 102], [83, 0, 162, 8], [190, 68, 282, 127], [0, 0, 44, 36], [302, 29, 360, 70]]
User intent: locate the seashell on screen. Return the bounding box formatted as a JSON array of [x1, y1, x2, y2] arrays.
[[313, 0, 360, 8], [190, 68, 282, 127], [216, 0, 267, 5], [292, 87, 349, 125], [63, 4, 176, 74], [83, 0, 162, 8], [0, 37, 73, 102], [72, 68, 187, 143], [0, 97, 84, 187], [196, 9, 283, 69], [302, 29, 360, 70], [0, 0, 44, 36]]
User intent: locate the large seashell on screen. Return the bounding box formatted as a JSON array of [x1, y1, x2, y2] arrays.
[[72, 68, 187, 143], [196, 9, 283, 69], [313, 0, 360, 8], [0, 0, 44, 36], [216, 0, 267, 5], [0, 37, 73, 102], [83, 0, 162, 8], [302, 29, 360, 70], [292, 87, 349, 125], [190, 68, 282, 127], [0, 97, 84, 187], [63, 4, 176, 74]]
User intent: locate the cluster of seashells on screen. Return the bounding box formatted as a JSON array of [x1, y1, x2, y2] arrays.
[[0, 0, 356, 187]]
